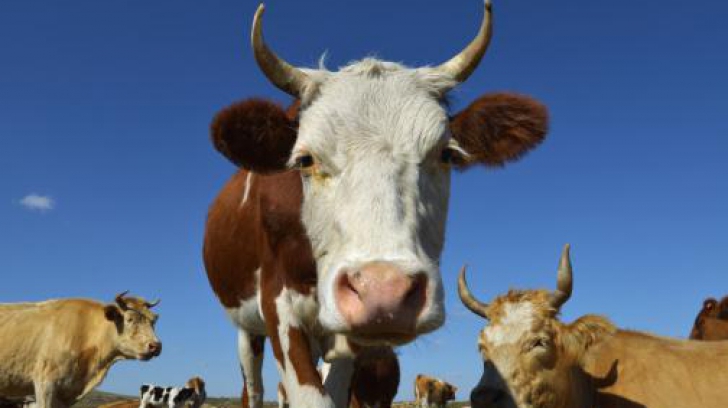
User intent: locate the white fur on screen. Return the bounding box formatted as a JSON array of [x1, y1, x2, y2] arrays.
[[240, 172, 254, 207], [225, 269, 265, 335], [237, 330, 264, 408], [291, 59, 455, 339], [484, 302, 536, 347], [274, 290, 335, 408]]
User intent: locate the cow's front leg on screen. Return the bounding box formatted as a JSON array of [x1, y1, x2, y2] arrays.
[[238, 330, 265, 408], [263, 289, 333, 408], [33, 381, 64, 408]]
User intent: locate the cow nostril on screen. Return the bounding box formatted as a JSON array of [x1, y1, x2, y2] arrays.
[[341, 273, 361, 298], [404, 274, 427, 306]]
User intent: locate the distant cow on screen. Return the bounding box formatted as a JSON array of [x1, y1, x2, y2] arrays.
[[459, 245, 728, 408], [203, 2, 549, 408], [689, 296, 728, 340], [0, 292, 161, 408], [139, 377, 206, 408], [414, 375, 456, 408], [278, 348, 399, 408]]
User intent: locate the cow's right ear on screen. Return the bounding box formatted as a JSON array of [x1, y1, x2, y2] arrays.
[[210, 99, 297, 173], [104, 304, 122, 322]]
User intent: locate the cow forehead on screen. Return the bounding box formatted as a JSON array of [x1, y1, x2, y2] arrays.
[[297, 61, 453, 161], [484, 302, 538, 347]]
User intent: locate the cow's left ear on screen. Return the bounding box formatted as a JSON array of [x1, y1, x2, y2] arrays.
[[562, 315, 616, 360], [104, 304, 122, 322], [450, 93, 549, 168]]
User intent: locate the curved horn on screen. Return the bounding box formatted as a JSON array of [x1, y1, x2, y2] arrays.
[[550, 244, 573, 309], [434, 0, 493, 83], [458, 265, 489, 319], [115, 290, 130, 310], [145, 299, 161, 308], [251, 4, 310, 96]]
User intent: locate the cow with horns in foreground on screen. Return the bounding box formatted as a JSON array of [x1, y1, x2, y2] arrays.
[[0, 292, 162, 408], [203, 1, 549, 408], [459, 245, 728, 408]]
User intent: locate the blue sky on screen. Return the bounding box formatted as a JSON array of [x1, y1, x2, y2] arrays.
[[1, 0, 727, 400]]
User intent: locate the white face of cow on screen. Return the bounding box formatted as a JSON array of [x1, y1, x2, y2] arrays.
[[211, 2, 549, 346], [293, 61, 458, 343]]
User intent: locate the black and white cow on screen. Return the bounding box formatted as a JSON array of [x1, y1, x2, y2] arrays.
[[139, 377, 206, 408]]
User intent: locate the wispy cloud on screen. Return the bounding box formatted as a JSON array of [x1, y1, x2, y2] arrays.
[[19, 194, 55, 212]]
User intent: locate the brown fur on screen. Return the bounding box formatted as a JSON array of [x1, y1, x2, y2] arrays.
[[450, 93, 548, 168], [689, 296, 728, 340], [210, 99, 297, 173], [471, 282, 728, 408], [349, 347, 400, 408], [693, 317, 728, 341]]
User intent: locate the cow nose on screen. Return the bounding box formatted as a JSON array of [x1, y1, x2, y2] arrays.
[[335, 262, 427, 339], [471, 386, 506, 408], [148, 341, 162, 355]]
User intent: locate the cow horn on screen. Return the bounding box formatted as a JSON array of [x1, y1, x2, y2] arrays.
[[146, 299, 161, 308], [550, 244, 573, 309], [458, 265, 489, 319], [251, 4, 310, 97], [434, 0, 493, 83], [115, 290, 130, 310]]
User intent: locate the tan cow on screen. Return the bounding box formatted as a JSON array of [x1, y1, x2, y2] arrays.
[[0, 292, 162, 408], [414, 375, 457, 408], [459, 245, 728, 408]]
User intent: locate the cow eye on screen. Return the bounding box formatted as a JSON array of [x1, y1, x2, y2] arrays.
[[440, 148, 454, 164], [530, 338, 548, 350], [294, 154, 315, 169], [440, 147, 465, 166]]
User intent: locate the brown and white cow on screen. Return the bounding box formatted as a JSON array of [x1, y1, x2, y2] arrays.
[[414, 375, 457, 408], [459, 245, 728, 408], [203, 2, 549, 408], [0, 292, 161, 408], [689, 296, 728, 340]]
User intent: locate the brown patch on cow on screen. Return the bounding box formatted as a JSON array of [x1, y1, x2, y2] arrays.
[[450, 92, 548, 168], [350, 347, 400, 408], [204, 169, 316, 308], [210, 99, 297, 173], [204, 169, 262, 308], [287, 326, 325, 391]]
